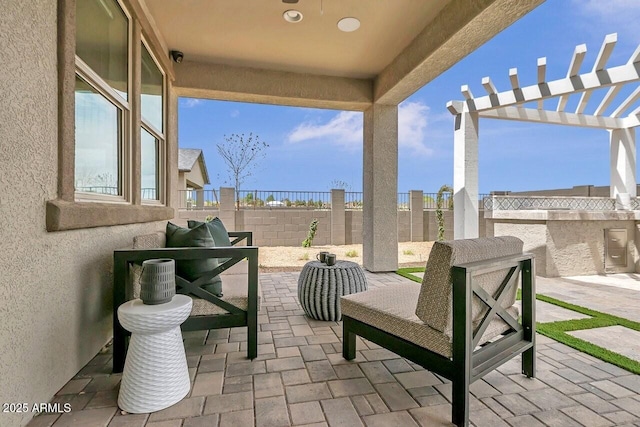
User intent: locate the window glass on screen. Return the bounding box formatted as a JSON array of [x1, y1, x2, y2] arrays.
[[141, 128, 159, 200], [76, 0, 128, 100], [75, 77, 121, 195], [141, 44, 163, 131]]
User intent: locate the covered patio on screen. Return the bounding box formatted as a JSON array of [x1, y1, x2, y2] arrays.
[[30, 270, 640, 427]]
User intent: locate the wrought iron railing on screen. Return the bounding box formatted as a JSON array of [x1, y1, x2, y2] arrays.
[[345, 192, 363, 210], [178, 189, 219, 210], [237, 190, 331, 209], [483, 195, 617, 211]]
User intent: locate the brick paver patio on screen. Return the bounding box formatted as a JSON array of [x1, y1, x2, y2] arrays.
[[29, 271, 640, 427]]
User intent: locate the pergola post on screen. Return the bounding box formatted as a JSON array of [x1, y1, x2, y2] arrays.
[[363, 104, 398, 272], [610, 127, 637, 200], [453, 111, 479, 239]]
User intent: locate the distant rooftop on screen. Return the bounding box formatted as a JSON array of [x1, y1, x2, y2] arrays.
[[178, 148, 210, 185]]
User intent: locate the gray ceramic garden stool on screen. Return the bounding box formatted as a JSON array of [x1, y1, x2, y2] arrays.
[[298, 260, 367, 321]]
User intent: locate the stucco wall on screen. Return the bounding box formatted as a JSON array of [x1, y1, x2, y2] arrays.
[[546, 220, 637, 276], [0, 3, 164, 425], [488, 220, 549, 277], [397, 211, 411, 242], [487, 218, 640, 277]]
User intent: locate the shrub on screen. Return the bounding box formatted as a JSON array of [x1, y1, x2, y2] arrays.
[[345, 250, 358, 258], [302, 219, 319, 248], [402, 250, 414, 255]]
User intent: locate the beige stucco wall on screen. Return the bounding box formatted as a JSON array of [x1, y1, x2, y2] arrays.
[[184, 159, 206, 189], [488, 218, 640, 277], [0, 3, 164, 425]]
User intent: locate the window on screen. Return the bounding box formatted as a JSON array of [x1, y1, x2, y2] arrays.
[[74, 76, 123, 196], [140, 43, 165, 202], [48, 0, 173, 231], [75, 0, 130, 200]]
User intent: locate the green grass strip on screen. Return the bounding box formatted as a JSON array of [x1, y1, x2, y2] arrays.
[[396, 267, 424, 283], [396, 267, 640, 374]]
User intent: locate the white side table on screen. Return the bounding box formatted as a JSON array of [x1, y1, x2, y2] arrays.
[[117, 295, 192, 413]]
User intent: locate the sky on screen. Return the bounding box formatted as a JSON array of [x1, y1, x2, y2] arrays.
[[177, 0, 640, 194]]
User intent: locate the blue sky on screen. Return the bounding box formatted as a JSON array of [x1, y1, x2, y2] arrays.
[[178, 0, 640, 194]]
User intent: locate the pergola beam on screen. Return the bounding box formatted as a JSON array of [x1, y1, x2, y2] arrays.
[[480, 106, 624, 129]]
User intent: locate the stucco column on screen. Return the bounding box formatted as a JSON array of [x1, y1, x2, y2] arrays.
[[331, 189, 346, 245], [453, 112, 479, 239], [219, 187, 236, 230], [610, 128, 636, 205], [409, 190, 424, 241], [363, 104, 398, 272], [195, 189, 204, 209]]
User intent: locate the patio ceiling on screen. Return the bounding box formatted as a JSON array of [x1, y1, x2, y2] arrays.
[[140, 0, 545, 109]]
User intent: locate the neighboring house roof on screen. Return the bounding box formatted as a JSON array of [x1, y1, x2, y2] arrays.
[[178, 148, 210, 185]]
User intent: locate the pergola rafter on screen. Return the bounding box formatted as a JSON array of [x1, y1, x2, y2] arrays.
[[446, 34, 640, 240]]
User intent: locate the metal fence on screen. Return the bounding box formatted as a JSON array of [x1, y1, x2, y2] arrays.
[[236, 190, 332, 209], [178, 189, 219, 210], [422, 192, 491, 210]]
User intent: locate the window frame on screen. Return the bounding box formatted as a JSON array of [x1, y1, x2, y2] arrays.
[[140, 38, 166, 206]]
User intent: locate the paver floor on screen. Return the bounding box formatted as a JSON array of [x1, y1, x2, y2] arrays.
[[28, 271, 640, 427]]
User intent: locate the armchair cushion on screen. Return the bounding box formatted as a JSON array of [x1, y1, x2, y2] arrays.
[[415, 236, 523, 339], [342, 283, 518, 358], [188, 218, 232, 247], [166, 222, 222, 296]]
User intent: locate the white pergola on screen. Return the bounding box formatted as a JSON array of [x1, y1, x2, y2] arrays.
[[447, 33, 640, 239]]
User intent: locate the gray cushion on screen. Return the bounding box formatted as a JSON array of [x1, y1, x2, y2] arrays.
[[166, 222, 222, 296], [415, 236, 523, 339], [342, 283, 519, 358]]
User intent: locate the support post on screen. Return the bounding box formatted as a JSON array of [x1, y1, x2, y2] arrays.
[[219, 187, 236, 230], [331, 189, 346, 245], [409, 190, 424, 241], [610, 128, 637, 208], [453, 112, 479, 239], [363, 104, 398, 271]]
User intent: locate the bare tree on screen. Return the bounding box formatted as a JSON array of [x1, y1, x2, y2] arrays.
[[329, 179, 351, 191], [217, 133, 269, 210]]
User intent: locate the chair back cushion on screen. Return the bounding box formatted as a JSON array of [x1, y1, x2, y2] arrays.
[[166, 222, 222, 295], [415, 236, 523, 338], [188, 218, 232, 247]]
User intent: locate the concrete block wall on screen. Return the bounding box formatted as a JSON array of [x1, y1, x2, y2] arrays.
[[397, 211, 411, 242], [242, 210, 331, 247], [345, 210, 363, 244], [176, 188, 489, 246]]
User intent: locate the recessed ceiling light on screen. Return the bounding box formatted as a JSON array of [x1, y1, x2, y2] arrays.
[[337, 17, 360, 32], [283, 9, 303, 23]]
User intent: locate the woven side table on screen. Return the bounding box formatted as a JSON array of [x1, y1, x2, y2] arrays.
[[298, 260, 367, 321], [117, 295, 192, 413]]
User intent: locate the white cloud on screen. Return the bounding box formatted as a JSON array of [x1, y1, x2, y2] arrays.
[[575, 0, 640, 39], [288, 111, 362, 148], [287, 101, 434, 155], [398, 101, 433, 156], [182, 98, 203, 108], [230, 109, 240, 118]]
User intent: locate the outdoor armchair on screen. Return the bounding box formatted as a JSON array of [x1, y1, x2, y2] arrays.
[[112, 229, 259, 373], [341, 236, 535, 427]]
